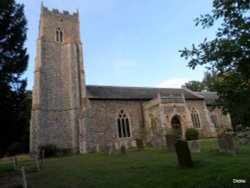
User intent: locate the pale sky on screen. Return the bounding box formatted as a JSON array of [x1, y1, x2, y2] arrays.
[[16, 0, 216, 90]]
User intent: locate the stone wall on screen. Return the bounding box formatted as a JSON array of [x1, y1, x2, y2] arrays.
[[85, 100, 144, 152], [186, 100, 216, 137], [208, 106, 232, 129]]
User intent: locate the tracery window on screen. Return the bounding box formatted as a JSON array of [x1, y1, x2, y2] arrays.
[[211, 114, 219, 128], [56, 28, 63, 42], [191, 108, 201, 128], [117, 110, 131, 138]]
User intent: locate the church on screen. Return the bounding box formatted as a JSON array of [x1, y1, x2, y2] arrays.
[[30, 5, 232, 154]]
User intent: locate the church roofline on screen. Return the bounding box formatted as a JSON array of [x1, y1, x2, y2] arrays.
[[86, 85, 204, 100], [196, 91, 218, 106]]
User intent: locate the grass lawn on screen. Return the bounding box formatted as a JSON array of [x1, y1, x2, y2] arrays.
[[0, 139, 250, 188]]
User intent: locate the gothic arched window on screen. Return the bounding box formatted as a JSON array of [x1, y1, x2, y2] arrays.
[[191, 108, 201, 128], [56, 28, 63, 42], [117, 110, 131, 138], [211, 114, 219, 128]]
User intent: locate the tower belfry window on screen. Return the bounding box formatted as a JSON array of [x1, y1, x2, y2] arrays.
[[56, 28, 63, 42]]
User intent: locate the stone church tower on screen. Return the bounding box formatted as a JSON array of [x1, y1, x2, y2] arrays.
[[30, 4, 87, 154]]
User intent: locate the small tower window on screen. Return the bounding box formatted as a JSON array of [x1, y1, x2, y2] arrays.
[[117, 110, 131, 138], [56, 28, 63, 42], [191, 108, 201, 128]]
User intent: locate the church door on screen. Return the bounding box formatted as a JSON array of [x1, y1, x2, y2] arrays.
[[171, 116, 182, 137]]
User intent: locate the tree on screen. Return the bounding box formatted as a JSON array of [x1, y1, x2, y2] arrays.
[[202, 70, 221, 92], [180, 0, 250, 127], [184, 80, 205, 91], [184, 70, 220, 92], [0, 0, 29, 157]]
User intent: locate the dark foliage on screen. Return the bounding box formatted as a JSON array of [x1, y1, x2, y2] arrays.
[[180, 0, 250, 128], [0, 0, 29, 157], [185, 128, 199, 140]]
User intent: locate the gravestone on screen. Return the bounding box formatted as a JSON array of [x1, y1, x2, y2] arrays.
[[107, 144, 113, 155], [190, 140, 200, 153], [120, 145, 127, 155], [218, 133, 236, 154], [152, 135, 163, 149], [165, 134, 176, 152], [175, 138, 193, 168], [135, 138, 144, 150]]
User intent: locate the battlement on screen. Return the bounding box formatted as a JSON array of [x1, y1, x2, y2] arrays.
[[42, 5, 78, 20]]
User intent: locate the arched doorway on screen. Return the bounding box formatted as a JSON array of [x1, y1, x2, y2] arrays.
[[171, 115, 182, 137]]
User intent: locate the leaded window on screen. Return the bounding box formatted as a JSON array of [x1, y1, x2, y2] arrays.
[[191, 108, 201, 128], [211, 114, 219, 128], [117, 110, 131, 138]]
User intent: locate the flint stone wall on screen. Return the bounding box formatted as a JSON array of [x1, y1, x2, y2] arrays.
[[85, 100, 144, 152]]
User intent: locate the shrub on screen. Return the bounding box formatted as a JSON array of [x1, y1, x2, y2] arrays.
[[39, 144, 61, 158], [186, 128, 199, 140]]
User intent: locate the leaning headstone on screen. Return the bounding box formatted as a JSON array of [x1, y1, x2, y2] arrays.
[[107, 144, 113, 155], [175, 138, 193, 168], [120, 145, 127, 155], [165, 134, 176, 152], [154, 135, 163, 149], [135, 138, 144, 150], [190, 140, 200, 153], [218, 133, 236, 154], [21, 166, 27, 188]]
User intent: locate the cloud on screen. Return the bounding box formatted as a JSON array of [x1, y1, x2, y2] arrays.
[[156, 78, 189, 88]]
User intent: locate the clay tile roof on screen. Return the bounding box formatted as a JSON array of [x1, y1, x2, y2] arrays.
[[196, 92, 218, 105], [86, 85, 204, 100]]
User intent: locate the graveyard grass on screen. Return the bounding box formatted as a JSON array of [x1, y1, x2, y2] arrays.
[[0, 139, 250, 188]]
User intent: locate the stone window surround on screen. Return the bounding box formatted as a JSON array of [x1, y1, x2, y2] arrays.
[[116, 110, 132, 139], [56, 27, 63, 42], [210, 113, 219, 128], [191, 107, 202, 129]]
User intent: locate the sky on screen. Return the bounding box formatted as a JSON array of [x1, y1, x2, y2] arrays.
[[16, 0, 217, 90]]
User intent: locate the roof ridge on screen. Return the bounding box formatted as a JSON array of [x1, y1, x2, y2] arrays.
[[86, 84, 182, 90]]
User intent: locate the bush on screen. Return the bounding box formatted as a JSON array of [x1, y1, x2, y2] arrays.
[[39, 144, 61, 158], [186, 128, 199, 140]]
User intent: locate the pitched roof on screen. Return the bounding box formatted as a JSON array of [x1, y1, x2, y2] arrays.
[[196, 92, 218, 105], [86, 85, 204, 100]]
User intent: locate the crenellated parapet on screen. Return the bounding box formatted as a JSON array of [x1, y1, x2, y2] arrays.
[[41, 5, 79, 21]]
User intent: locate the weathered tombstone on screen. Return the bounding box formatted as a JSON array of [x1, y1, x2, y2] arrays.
[[107, 144, 113, 155], [35, 156, 40, 172], [165, 134, 176, 152], [120, 145, 127, 155], [190, 140, 200, 153], [21, 166, 27, 188], [175, 138, 193, 168], [151, 135, 163, 150], [218, 133, 236, 153], [135, 138, 144, 150]]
